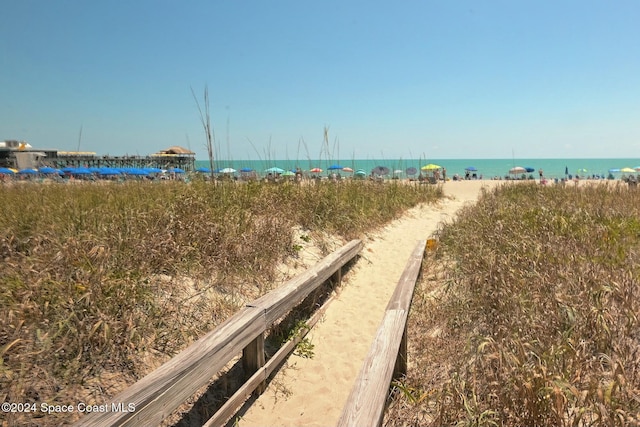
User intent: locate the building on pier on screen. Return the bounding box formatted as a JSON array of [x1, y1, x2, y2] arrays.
[[0, 141, 196, 172]]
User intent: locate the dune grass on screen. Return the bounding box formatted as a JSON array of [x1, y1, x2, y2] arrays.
[[0, 178, 441, 425], [386, 182, 640, 427]]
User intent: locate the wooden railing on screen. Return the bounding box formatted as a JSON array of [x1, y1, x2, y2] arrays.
[[337, 239, 427, 427], [73, 239, 363, 427]]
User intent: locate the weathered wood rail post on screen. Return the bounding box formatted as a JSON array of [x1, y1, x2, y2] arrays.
[[337, 239, 427, 427]]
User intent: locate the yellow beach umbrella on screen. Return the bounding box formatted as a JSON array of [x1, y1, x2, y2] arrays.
[[620, 167, 636, 173], [421, 163, 441, 171]]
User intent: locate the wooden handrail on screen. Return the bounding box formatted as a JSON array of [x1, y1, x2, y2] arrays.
[[336, 239, 426, 427], [73, 239, 363, 427]]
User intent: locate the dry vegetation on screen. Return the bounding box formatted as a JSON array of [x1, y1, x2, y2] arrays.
[[386, 182, 640, 426], [0, 179, 442, 426]]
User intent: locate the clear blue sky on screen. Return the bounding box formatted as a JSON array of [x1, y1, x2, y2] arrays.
[[2, 1, 639, 160]]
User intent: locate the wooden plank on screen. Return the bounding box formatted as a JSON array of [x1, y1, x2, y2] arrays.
[[250, 239, 363, 324], [337, 240, 426, 427], [336, 310, 407, 427], [203, 293, 336, 427], [393, 323, 408, 379], [242, 333, 266, 394], [386, 239, 426, 311]]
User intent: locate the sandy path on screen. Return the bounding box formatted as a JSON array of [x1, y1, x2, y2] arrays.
[[235, 180, 502, 427]]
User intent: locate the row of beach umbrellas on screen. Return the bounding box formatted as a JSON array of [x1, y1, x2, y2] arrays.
[[0, 166, 186, 176]]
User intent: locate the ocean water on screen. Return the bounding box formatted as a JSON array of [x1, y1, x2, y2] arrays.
[[195, 158, 640, 179]]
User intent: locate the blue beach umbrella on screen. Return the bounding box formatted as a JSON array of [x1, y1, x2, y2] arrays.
[[39, 166, 59, 174], [99, 168, 122, 175], [0, 167, 15, 174], [18, 168, 38, 174], [72, 167, 93, 175], [196, 167, 211, 173], [123, 168, 149, 176], [240, 167, 253, 172], [171, 168, 185, 174], [144, 167, 163, 173], [465, 166, 478, 171], [525, 167, 535, 173], [327, 164, 344, 170], [61, 166, 77, 173]]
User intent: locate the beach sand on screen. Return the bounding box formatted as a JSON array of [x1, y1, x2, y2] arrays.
[[233, 179, 504, 427]]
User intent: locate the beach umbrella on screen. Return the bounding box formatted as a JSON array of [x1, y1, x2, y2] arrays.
[[89, 167, 102, 173], [465, 166, 478, 171], [220, 167, 236, 174], [144, 167, 163, 173], [634, 166, 640, 171], [620, 167, 636, 173], [309, 167, 323, 173], [240, 167, 254, 172], [171, 168, 185, 174], [421, 164, 441, 171], [0, 167, 16, 174], [406, 167, 417, 176], [327, 164, 344, 170], [72, 167, 93, 175], [39, 166, 58, 174], [124, 168, 149, 176], [281, 170, 295, 176], [18, 168, 38, 174], [393, 169, 403, 175], [576, 168, 588, 174], [342, 167, 354, 173], [61, 166, 77, 173], [265, 167, 285, 174], [608, 168, 620, 173], [371, 166, 390, 176], [525, 167, 535, 173], [509, 166, 527, 174], [99, 168, 122, 175], [354, 169, 367, 176], [195, 167, 211, 173]]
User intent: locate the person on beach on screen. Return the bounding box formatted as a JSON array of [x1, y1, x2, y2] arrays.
[[442, 167, 447, 181], [539, 168, 543, 179]]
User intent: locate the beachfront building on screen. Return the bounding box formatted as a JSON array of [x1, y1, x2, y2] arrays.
[[0, 141, 196, 172], [0, 140, 56, 170]]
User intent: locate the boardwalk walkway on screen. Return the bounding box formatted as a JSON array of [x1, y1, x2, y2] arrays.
[[235, 181, 499, 427]]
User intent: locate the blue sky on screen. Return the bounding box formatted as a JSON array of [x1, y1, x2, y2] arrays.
[[2, 1, 639, 160]]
